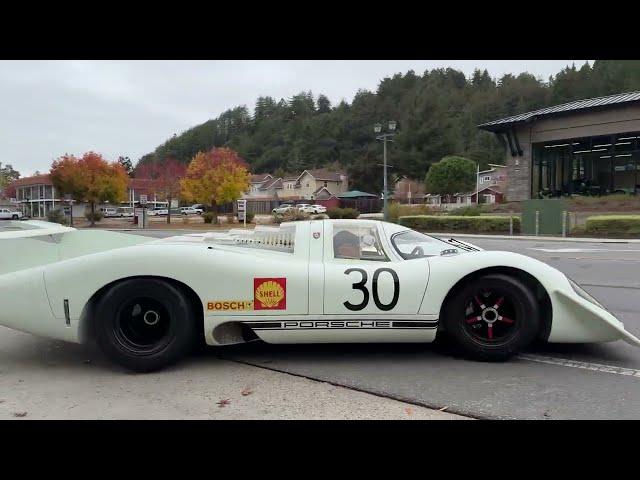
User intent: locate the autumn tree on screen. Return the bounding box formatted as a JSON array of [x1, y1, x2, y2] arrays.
[[180, 147, 250, 224], [135, 157, 186, 224], [50, 152, 128, 227]]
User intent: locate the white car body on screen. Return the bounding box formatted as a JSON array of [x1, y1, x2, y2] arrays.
[[100, 207, 120, 218], [272, 205, 295, 214], [0, 208, 22, 220], [117, 207, 134, 218], [300, 204, 327, 214], [147, 208, 168, 216], [0, 218, 638, 358], [180, 207, 201, 215]]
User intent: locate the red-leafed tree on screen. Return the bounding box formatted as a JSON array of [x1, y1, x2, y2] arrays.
[[50, 152, 128, 226], [135, 157, 186, 223]]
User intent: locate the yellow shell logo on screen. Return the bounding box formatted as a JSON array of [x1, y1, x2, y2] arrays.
[[255, 280, 285, 308]]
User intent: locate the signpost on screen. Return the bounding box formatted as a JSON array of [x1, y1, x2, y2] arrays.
[[237, 199, 247, 228]]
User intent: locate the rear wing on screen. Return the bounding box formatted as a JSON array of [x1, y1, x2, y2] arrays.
[[0, 220, 75, 239], [0, 220, 148, 275]]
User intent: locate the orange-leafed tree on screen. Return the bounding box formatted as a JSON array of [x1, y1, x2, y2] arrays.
[[50, 152, 129, 227], [135, 157, 186, 224], [180, 147, 251, 224]]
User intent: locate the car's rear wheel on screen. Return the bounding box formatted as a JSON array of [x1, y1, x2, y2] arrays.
[[441, 274, 540, 361], [12, 215, 18, 219], [94, 278, 197, 372]]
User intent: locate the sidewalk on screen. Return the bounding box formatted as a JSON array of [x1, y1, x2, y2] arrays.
[[0, 327, 468, 420]]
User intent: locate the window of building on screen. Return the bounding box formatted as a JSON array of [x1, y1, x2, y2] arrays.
[[332, 224, 388, 261], [532, 133, 640, 197]]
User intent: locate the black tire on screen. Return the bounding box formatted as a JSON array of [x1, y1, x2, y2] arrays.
[[441, 273, 540, 362], [12, 215, 18, 220], [94, 278, 197, 372]]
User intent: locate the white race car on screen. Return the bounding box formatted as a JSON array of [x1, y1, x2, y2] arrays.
[[1, 219, 638, 372]]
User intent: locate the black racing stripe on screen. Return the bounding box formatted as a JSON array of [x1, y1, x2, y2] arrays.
[[244, 322, 281, 329], [251, 327, 438, 331], [392, 321, 438, 328]]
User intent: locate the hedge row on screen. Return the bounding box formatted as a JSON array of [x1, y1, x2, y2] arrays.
[[399, 215, 520, 234], [585, 215, 640, 236]]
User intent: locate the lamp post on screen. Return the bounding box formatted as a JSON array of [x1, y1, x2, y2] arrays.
[[375, 120, 397, 221]]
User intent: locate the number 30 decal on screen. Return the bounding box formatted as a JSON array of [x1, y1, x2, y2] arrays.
[[343, 268, 400, 311]]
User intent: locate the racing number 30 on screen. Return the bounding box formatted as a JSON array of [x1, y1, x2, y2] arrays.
[[343, 268, 399, 311]]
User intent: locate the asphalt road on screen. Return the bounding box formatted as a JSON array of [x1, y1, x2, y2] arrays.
[[122, 230, 640, 419]]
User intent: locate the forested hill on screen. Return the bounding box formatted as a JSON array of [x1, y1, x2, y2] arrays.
[[137, 61, 640, 193]]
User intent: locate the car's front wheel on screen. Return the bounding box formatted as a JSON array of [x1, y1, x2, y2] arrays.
[[93, 278, 198, 372], [441, 273, 540, 361]]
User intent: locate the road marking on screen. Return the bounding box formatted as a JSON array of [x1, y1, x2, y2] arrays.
[[530, 248, 640, 253], [519, 354, 640, 378]]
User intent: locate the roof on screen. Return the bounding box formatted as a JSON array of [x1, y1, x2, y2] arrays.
[[260, 177, 282, 190], [11, 174, 52, 187], [456, 186, 503, 197], [250, 173, 273, 184], [299, 169, 346, 182], [338, 190, 378, 199], [478, 90, 640, 132]]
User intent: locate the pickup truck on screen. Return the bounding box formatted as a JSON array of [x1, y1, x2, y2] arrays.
[[0, 208, 22, 220]]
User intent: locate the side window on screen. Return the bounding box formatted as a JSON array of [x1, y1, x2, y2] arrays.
[[332, 224, 388, 261]]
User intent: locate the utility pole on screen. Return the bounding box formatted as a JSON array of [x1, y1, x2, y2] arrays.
[[374, 121, 397, 222]]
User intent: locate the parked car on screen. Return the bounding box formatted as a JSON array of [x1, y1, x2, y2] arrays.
[[147, 208, 168, 216], [300, 204, 327, 214], [117, 207, 134, 218], [180, 207, 201, 215], [190, 204, 206, 212], [272, 204, 295, 214], [0, 208, 22, 220], [1, 218, 638, 372], [296, 203, 311, 211], [100, 207, 120, 218]]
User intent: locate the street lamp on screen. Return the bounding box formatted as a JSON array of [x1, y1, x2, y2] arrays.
[[375, 120, 397, 221]]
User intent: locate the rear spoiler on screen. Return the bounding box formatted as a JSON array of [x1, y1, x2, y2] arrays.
[[0, 220, 75, 239]]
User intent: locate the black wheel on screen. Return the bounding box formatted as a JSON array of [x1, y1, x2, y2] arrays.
[[12, 215, 18, 220], [94, 278, 197, 372], [441, 274, 540, 361]]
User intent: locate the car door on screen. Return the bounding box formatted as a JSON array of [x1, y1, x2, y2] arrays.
[[322, 221, 430, 316]]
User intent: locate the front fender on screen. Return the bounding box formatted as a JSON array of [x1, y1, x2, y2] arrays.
[[421, 250, 639, 345]]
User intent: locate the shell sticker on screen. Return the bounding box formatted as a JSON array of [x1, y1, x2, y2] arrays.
[[254, 278, 287, 310]]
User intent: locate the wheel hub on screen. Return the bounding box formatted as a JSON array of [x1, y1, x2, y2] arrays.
[[481, 307, 498, 324]]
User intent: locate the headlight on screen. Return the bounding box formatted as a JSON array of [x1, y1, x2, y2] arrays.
[[567, 277, 605, 309]]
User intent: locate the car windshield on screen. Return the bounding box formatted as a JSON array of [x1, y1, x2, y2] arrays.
[[391, 230, 456, 260]]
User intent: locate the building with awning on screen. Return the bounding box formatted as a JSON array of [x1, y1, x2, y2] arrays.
[[478, 91, 640, 201]]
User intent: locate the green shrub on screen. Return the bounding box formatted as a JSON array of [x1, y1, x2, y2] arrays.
[[585, 215, 640, 236], [326, 207, 360, 219], [203, 212, 215, 224], [448, 205, 483, 216], [84, 211, 103, 222], [47, 209, 69, 226], [399, 215, 520, 234], [387, 203, 433, 223], [273, 210, 309, 224], [245, 211, 255, 223]]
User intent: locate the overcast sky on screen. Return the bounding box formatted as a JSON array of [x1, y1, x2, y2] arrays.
[[0, 60, 588, 176]]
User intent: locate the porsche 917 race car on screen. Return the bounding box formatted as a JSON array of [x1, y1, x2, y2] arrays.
[[1, 219, 638, 372]]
